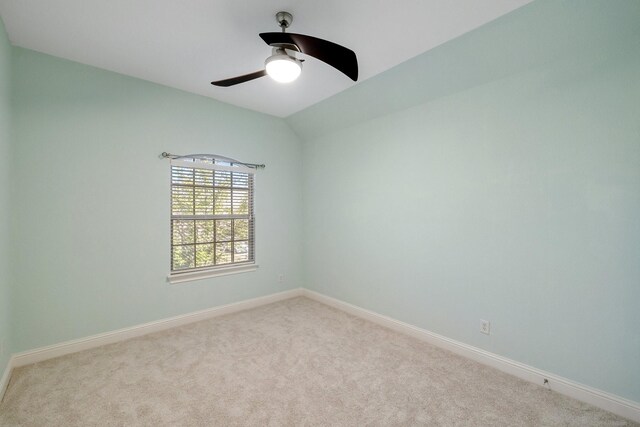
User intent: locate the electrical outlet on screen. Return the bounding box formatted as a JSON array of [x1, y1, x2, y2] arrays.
[[480, 319, 491, 335], [278, 273, 284, 283]]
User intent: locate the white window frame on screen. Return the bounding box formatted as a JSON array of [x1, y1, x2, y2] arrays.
[[167, 158, 258, 284]]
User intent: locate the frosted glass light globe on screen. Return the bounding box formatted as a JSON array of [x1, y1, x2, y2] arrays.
[[265, 54, 302, 83]]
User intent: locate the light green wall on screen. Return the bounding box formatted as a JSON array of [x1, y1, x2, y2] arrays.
[[0, 17, 12, 374], [300, 1, 640, 402], [10, 48, 303, 352], [287, 1, 640, 141]]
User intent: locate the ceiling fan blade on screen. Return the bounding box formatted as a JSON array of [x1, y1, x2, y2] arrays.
[[259, 32, 358, 81], [211, 70, 267, 87]]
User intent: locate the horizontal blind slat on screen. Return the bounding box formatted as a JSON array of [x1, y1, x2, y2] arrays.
[[171, 159, 255, 174]]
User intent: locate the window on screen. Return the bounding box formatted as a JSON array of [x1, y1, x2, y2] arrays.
[[168, 157, 256, 282]]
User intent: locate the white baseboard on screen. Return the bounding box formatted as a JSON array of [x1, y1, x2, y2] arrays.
[[11, 288, 303, 369], [302, 289, 640, 423], [0, 356, 14, 403]]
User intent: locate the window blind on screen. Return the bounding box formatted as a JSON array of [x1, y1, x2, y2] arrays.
[[170, 158, 255, 272]]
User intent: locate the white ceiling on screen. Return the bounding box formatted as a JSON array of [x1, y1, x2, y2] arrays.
[[0, 0, 532, 117]]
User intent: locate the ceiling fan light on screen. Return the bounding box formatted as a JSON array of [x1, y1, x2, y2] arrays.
[[265, 54, 302, 83]]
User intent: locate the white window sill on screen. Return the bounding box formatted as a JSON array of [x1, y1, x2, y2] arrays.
[[168, 264, 258, 284]]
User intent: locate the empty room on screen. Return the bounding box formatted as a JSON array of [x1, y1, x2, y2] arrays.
[[0, 0, 638, 425]]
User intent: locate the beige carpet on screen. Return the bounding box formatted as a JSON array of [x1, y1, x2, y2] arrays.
[[0, 297, 636, 426]]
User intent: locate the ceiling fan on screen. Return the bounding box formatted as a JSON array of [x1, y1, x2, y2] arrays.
[[211, 11, 358, 87]]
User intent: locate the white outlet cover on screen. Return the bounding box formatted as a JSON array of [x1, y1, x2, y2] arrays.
[[480, 319, 491, 335]]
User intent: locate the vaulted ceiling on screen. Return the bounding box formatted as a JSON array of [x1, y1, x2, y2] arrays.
[[0, 0, 531, 117]]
